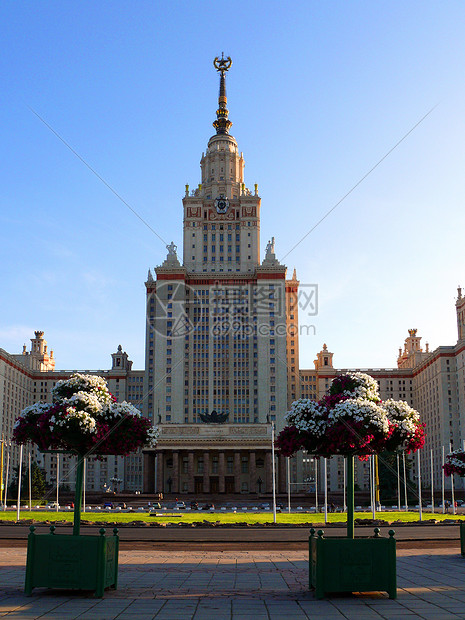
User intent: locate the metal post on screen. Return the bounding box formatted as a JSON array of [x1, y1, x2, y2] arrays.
[[402, 451, 408, 512], [28, 450, 32, 512], [347, 455, 354, 539], [323, 458, 328, 523], [374, 454, 380, 510], [430, 449, 434, 514], [0, 434, 3, 509], [16, 444, 23, 522], [343, 458, 347, 512], [442, 445, 445, 514], [417, 450, 422, 521], [271, 422, 277, 524], [73, 456, 84, 536], [287, 457, 291, 513], [4, 446, 10, 510], [83, 457, 86, 513], [396, 453, 401, 511], [450, 442, 456, 515], [370, 455, 376, 519], [56, 453, 60, 512], [314, 459, 318, 512]]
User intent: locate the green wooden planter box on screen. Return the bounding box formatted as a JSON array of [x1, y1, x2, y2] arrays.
[[460, 522, 465, 557], [309, 528, 397, 599], [308, 455, 397, 599], [24, 454, 119, 597], [25, 525, 119, 597]]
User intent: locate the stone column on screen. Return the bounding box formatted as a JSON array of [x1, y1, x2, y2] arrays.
[[265, 452, 272, 493], [188, 452, 195, 493], [143, 452, 155, 493], [173, 451, 179, 494], [219, 452, 225, 493], [155, 451, 164, 494], [249, 452, 256, 493], [234, 452, 241, 493], [278, 455, 287, 494], [203, 451, 210, 493]]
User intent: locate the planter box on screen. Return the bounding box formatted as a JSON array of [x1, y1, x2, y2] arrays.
[[309, 528, 396, 599], [25, 526, 119, 597], [460, 523, 465, 557]]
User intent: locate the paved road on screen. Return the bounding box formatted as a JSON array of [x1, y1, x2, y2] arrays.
[[0, 523, 461, 546]]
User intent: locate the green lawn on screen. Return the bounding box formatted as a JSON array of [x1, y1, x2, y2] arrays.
[[1, 510, 464, 525]]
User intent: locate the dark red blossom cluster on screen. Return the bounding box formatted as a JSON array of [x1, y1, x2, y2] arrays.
[[13, 374, 156, 457], [443, 450, 465, 477], [276, 372, 426, 460]]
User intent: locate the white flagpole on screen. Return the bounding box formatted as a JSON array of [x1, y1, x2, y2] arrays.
[[56, 453, 60, 512], [28, 450, 32, 512], [315, 459, 318, 512], [343, 458, 347, 512], [430, 449, 434, 514], [371, 456, 376, 519], [323, 457, 328, 523], [417, 450, 422, 521], [397, 453, 401, 510], [441, 445, 445, 514], [402, 451, 408, 512], [450, 443, 456, 515], [287, 457, 291, 513], [4, 447, 10, 510], [83, 457, 86, 513], [16, 444, 23, 522], [271, 422, 277, 524]]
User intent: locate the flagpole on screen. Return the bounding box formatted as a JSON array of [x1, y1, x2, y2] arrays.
[[402, 451, 408, 512], [417, 450, 422, 521], [442, 445, 445, 514], [323, 457, 328, 523], [430, 449, 434, 514], [16, 444, 23, 522], [271, 422, 277, 524], [397, 453, 401, 510]]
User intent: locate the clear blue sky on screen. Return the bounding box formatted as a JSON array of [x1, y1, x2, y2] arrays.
[[1, 1, 464, 371]]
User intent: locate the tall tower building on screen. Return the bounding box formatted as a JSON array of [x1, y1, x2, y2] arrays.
[[143, 57, 296, 496]]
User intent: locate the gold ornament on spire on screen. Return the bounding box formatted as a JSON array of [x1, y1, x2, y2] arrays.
[[212, 53, 233, 135]]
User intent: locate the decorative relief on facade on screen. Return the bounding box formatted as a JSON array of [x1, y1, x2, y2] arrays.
[[242, 206, 256, 217]]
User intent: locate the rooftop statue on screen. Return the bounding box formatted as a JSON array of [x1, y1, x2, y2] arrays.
[[199, 410, 229, 424]]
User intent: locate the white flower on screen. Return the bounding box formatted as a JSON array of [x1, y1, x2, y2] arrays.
[[285, 399, 327, 437], [329, 398, 390, 435], [106, 401, 142, 420], [53, 373, 112, 404], [336, 372, 380, 401], [383, 399, 420, 438], [54, 407, 97, 434], [64, 392, 103, 414]]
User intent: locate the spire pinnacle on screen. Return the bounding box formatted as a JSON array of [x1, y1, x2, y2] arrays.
[[213, 53, 232, 135]]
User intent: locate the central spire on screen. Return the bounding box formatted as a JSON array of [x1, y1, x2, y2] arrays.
[[212, 53, 232, 135]]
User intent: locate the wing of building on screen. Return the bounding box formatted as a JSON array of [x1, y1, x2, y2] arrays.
[[1, 60, 465, 501]]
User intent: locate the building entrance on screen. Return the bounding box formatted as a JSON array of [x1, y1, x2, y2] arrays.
[[225, 477, 234, 494]]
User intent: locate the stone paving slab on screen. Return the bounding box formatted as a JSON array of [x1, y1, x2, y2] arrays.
[[0, 547, 464, 618]]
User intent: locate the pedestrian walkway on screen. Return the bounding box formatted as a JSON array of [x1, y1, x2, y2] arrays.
[[0, 547, 464, 619]]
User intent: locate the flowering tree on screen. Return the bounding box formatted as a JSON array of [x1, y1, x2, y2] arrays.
[[443, 450, 465, 477], [277, 372, 425, 459], [13, 373, 158, 456]]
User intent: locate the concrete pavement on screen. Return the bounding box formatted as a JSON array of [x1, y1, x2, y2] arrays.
[[1, 546, 465, 619]]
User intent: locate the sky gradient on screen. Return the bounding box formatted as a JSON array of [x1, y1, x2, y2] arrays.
[[1, 1, 464, 372]]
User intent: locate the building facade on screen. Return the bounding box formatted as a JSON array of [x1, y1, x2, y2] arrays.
[[142, 57, 295, 495], [2, 60, 465, 501], [0, 332, 144, 494]]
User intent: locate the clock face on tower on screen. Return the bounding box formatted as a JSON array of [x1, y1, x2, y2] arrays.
[[215, 195, 229, 214]]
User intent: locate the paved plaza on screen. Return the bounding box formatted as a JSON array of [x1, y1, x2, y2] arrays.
[[0, 547, 465, 619]]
